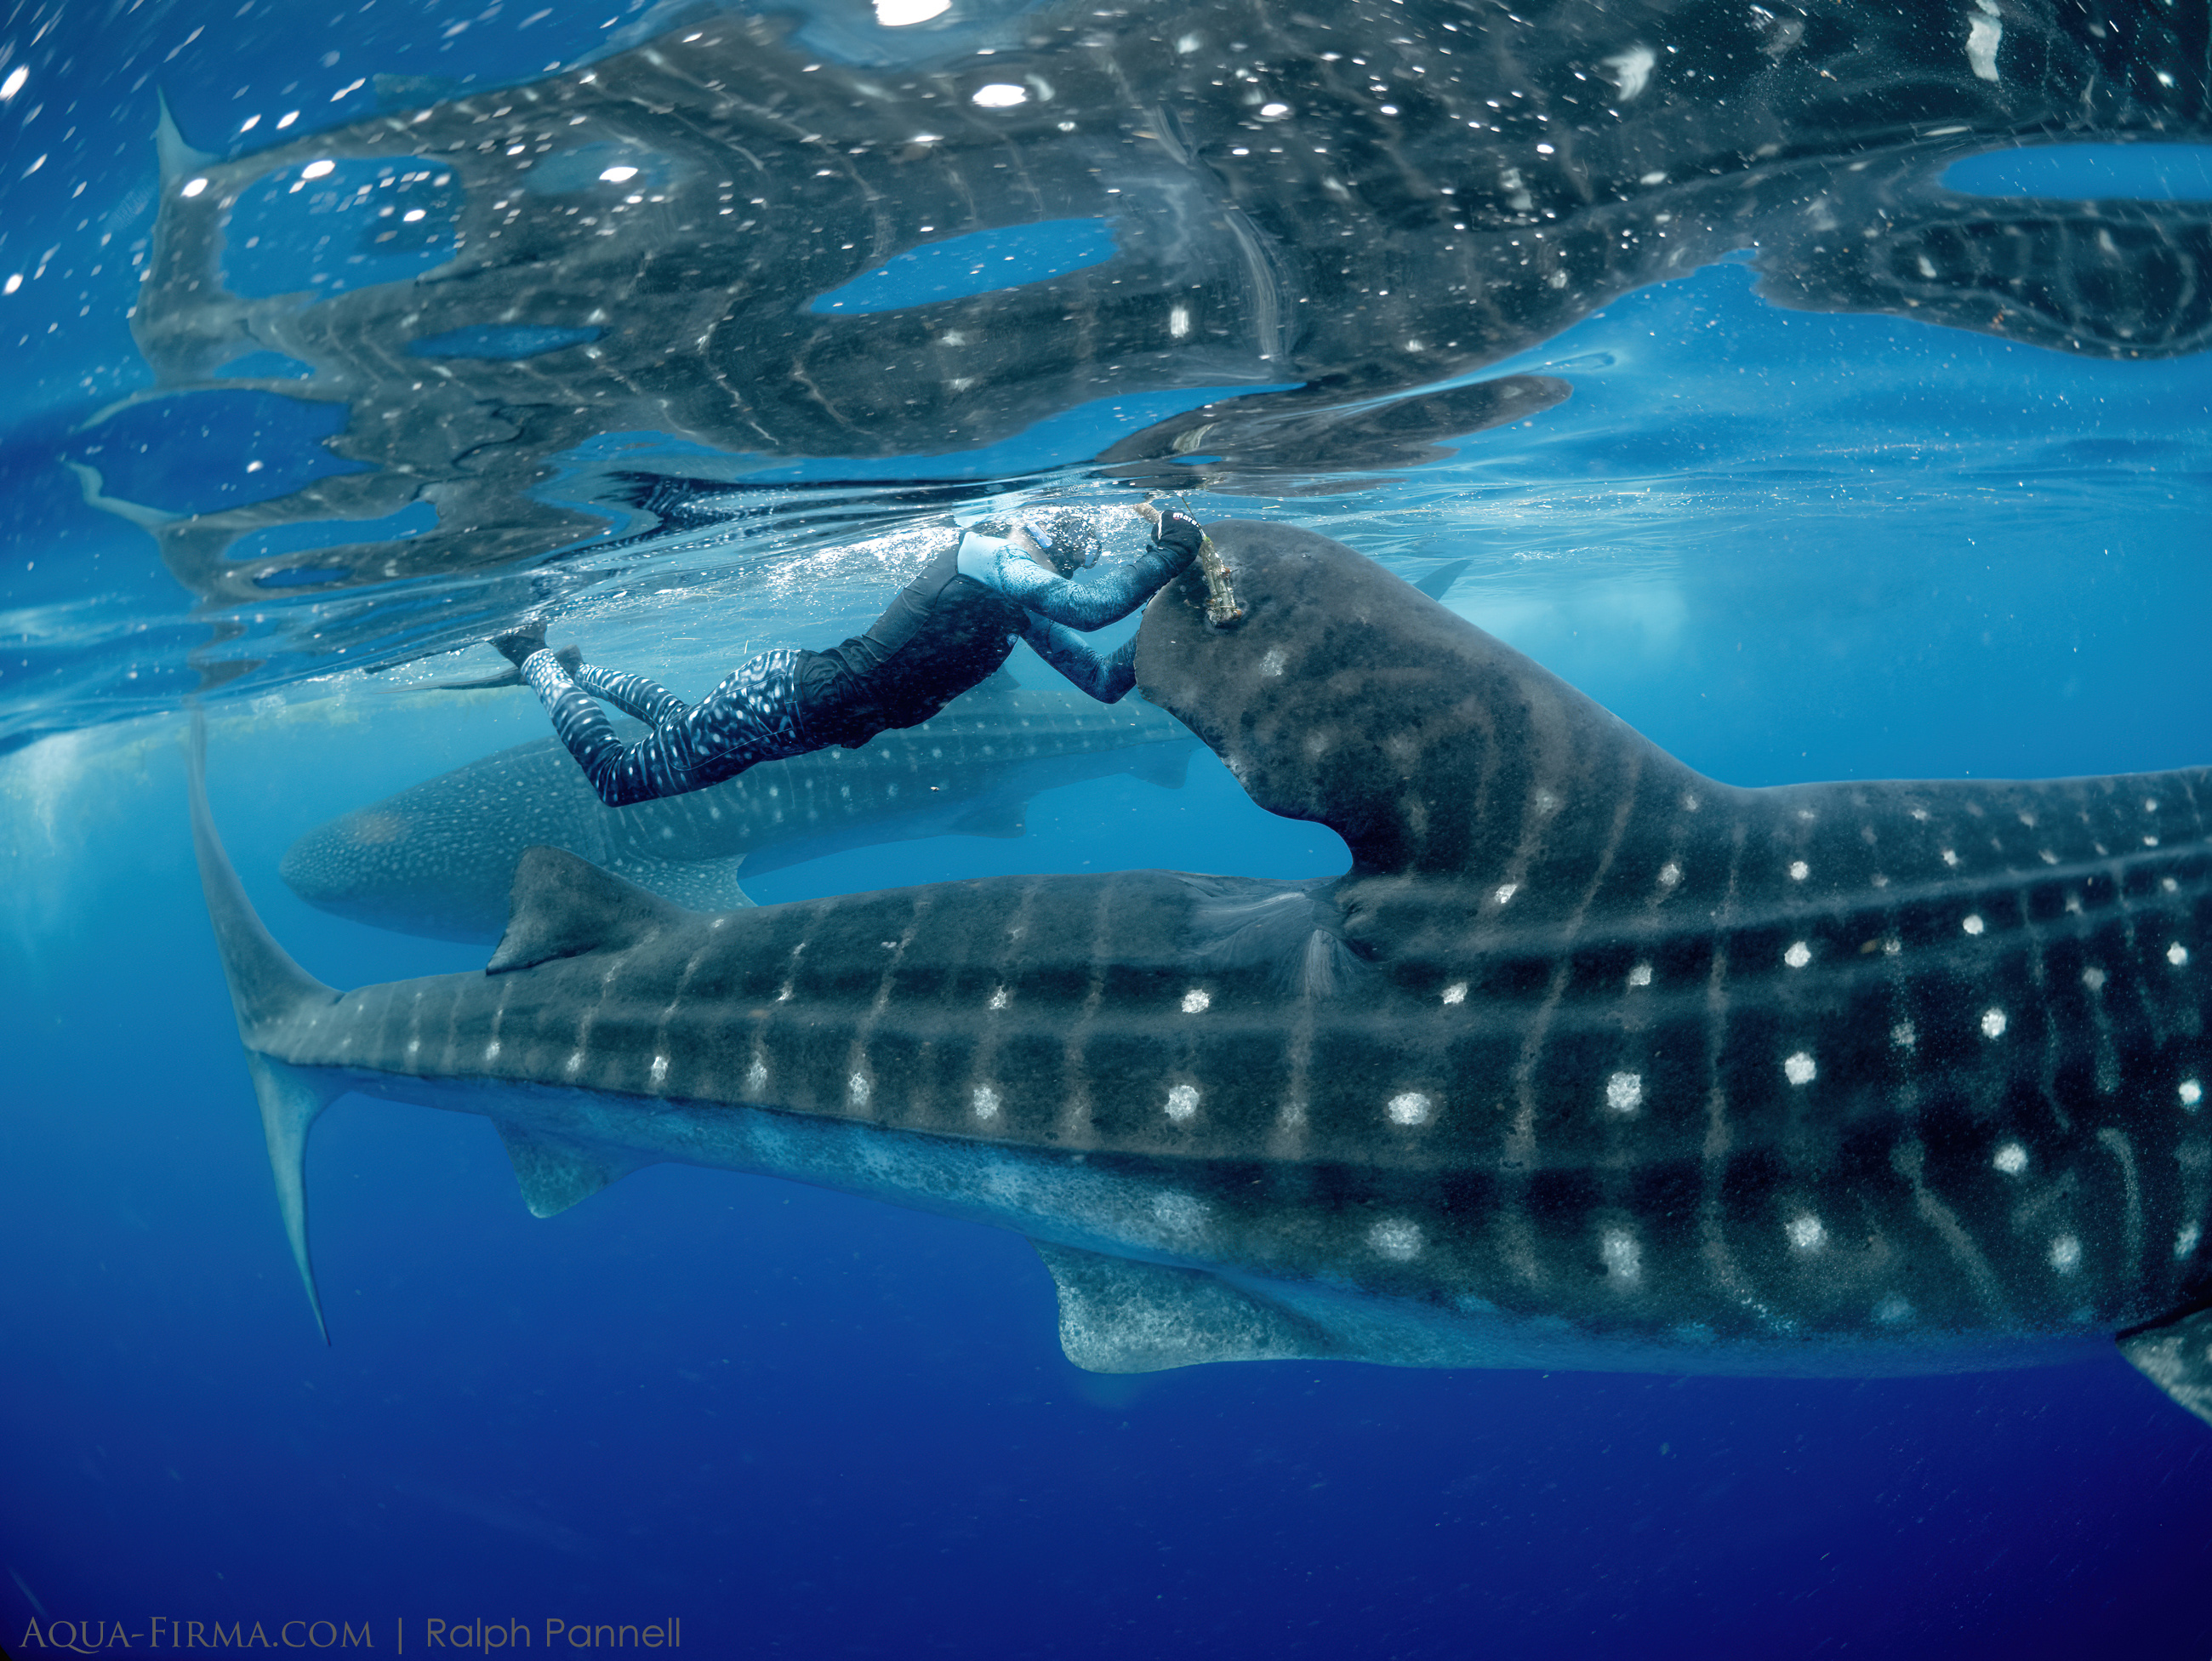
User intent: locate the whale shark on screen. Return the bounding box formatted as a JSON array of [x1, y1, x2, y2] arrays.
[[113, 0, 2212, 669], [191, 519, 2212, 1425], [281, 672, 1195, 941]]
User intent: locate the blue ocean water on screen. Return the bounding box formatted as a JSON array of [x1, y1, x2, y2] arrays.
[[5, 0, 2212, 1655]]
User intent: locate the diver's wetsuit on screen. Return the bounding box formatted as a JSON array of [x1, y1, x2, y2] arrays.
[[519, 529, 1194, 808]]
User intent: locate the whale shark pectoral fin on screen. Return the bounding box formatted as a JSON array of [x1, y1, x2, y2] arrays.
[[949, 799, 1027, 840], [242, 1053, 337, 1345], [487, 845, 693, 974], [493, 1122, 648, 1218], [1029, 1241, 1343, 1373], [2118, 1304, 2212, 1430], [1122, 739, 1194, 791], [1411, 558, 1472, 604]]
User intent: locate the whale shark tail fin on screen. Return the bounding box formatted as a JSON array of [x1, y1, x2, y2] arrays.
[[187, 710, 341, 1344]]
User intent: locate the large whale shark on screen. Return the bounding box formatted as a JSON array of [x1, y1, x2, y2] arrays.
[[191, 520, 2212, 1425], [113, 0, 2212, 658], [281, 672, 1195, 941]]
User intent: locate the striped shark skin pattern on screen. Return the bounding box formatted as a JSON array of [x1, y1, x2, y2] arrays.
[[191, 521, 2212, 1424], [279, 673, 1194, 942]]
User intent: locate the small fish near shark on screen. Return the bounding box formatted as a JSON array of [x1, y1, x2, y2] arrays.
[[191, 522, 2212, 1427], [281, 671, 1197, 942]]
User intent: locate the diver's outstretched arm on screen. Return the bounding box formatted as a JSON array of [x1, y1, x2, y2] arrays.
[[958, 513, 1200, 631], [1019, 615, 1137, 704]]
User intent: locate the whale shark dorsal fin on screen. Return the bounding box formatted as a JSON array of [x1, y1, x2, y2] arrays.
[[1030, 1241, 1343, 1373], [487, 846, 691, 974], [2118, 1304, 2212, 1430], [493, 1122, 650, 1217]]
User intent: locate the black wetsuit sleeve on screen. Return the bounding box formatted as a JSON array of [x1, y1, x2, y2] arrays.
[[1018, 615, 1137, 704]]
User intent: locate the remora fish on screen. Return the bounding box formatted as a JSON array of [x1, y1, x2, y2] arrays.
[[280, 673, 1195, 941], [191, 522, 2212, 1426]]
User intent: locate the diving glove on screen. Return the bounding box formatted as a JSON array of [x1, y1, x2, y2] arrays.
[[1149, 507, 1205, 560]]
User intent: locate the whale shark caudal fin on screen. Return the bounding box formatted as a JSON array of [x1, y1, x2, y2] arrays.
[[1029, 1241, 1343, 1373], [186, 711, 340, 1343], [2118, 1305, 2212, 1430], [487, 844, 693, 974]]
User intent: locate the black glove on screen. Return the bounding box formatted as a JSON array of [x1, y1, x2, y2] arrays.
[[492, 622, 547, 668], [1149, 507, 1204, 560]]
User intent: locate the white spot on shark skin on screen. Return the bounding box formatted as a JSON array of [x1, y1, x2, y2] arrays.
[[2145, 835, 2161, 848], [1994, 1141, 2028, 1175], [972, 1085, 1001, 1121], [2179, 1223, 2203, 1259], [567, 1051, 585, 1077], [2169, 943, 2191, 967], [1788, 860, 1810, 882], [1387, 1091, 1434, 1126], [1605, 43, 1656, 100], [1536, 789, 1561, 813], [2049, 1233, 2082, 1274], [989, 986, 1011, 1010], [1656, 861, 1682, 890], [2164, 876, 2181, 893], [1165, 1083, 1200, 1122], [1181, 988, 1211, 1014], [484, 1040, 502, 1063], [1681, 791, 1701, 812], [1169, 303, 1191, 340], [1605, 1072, 1644, 1115], [1784, 1051, 1816, 1087], [1891, 1021, 1916, 1049], [2082, 966, 2107, 991], [1910, 808, 1930, 822], [1796, 809, 1816, 823], [1962, 914, 1986, 936], [1784, 941, 1811, 968], [1941, 848, 1960, 868], [1442, 981, 1468, 1005], [1873, 1293, 1914, 1325], [1370, 1218, 1422, 1261], [1882, 937, 1901, 956], [2181, 1080, 2203, 1110], [407, 1038, 421, 1059], [1787, 1213, 1826, 1253], [1154, 1193, 1206, 1236], [1628, 962, 1653, 988], [848, 1072, 871, 1106], [1259, 647, 1286, 677], [650, 1053, 670, 1086], [1966, 6, 2003, 82], [1599, 1227, 1642, 1285], [746, 1059, 768, 1093], [1981, 1007, 2008, 1039], [1493, 882, 1518, 906]]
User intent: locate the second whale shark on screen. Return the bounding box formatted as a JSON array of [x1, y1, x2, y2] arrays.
[[192, 521, 2212, 1426], [282, 671, 1194, 940]]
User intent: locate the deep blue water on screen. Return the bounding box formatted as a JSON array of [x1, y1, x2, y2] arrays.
[[6, 0, 2212, 1655]]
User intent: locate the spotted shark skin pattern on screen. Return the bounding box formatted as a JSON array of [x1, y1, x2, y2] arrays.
[[197, 522, 2209, 1390], [124, 0, 2212, 634], [280, 674, 1194, 941]]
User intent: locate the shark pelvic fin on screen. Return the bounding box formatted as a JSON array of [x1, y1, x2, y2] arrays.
[[1030, 1241, 1343, 1373], [2118, 1304, 2212, 1430], [487, 846, 692, 974], [493, 1122, 649, 1218]]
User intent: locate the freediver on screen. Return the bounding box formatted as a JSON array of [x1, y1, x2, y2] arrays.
[[493, 500, 1206, 808]]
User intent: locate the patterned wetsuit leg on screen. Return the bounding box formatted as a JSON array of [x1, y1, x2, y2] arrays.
[[522, 648, 814, 807]]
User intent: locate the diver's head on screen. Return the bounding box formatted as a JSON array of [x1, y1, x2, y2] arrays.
[[1014, 509, 1103, 577]]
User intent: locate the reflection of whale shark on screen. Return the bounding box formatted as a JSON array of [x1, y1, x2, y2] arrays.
[[191, 521, 2212, 1428], [281, 673, 1194, 941], [123, 0, 2212, 625]]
